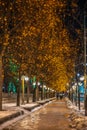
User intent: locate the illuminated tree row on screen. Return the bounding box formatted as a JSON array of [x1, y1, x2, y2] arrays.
[[0, 0, 80, 96]]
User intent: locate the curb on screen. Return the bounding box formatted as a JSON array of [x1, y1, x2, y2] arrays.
[[37, 101, 49, 105], [0, 98, 56, 125], [0, 110, 24, 125], [23, 104, 40, 111], [37, 98, 56, 105]]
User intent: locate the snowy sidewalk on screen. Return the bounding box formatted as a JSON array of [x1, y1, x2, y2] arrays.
[[0, 98, 56, 125], [0, 102, 39, 125]]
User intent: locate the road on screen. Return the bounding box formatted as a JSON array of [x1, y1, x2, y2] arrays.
[[4, 100, 72, 130]]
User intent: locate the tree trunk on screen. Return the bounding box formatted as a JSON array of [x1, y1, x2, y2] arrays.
[[32, 88, 36, 102], [16, 70, 21, 106], [0, 56, 3, 110], [17, 86, 20, 106], [27, 84, 30, 103], [36, 86, 39, 101], [41, 86, 44, 100]]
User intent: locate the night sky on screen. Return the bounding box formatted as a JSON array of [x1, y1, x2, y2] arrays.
[[78, 0, 87, 9]]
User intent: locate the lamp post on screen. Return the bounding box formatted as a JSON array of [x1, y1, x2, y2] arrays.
[[25, 76, 29, 103], [21, 75, 29, 104], [75, 72, 83, 110], [40, 85, 43, 100], [71, 86, 74, 103], [21, 75, 25, 104], [32, 82, 36, 102], [43, 85, 46, 99], [0, 56, 3, 110], [76, 75, 83, 110], [84, 10, 87, 116], [36, 82, 40, 101], [78, 82, 82, 110], [45, 87, 48, 99], [48, 88, 50, 98], [79, 76, 85, 110], [75, 83, 78, 106]]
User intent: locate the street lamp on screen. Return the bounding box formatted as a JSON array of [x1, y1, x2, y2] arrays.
[[43, 85, 46, 99], [77, 76, 84, 110], [80, 76, 84, 81], [37, 82, 40, 86], [32, 82, 36, 102], [36, 82, 40, 101], [21, 75, 25, 104], [25, 76, 29, 103], [40, 85, 43, 100], [84, 10, 87, 116], [25, 77, 29, 81], [21, 75, 29, 104]]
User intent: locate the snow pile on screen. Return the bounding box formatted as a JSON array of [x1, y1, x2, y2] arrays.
[[65, 98, 74, 109], [68, 112, 87, 130], [65, 98, 87, 130]]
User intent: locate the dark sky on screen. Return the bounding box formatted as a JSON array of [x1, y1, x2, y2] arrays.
[[78, 0, 87, 9]]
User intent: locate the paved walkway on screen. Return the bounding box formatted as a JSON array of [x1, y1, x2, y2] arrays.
[[3, 100, 72, 130], [36, 100, 71, 130]]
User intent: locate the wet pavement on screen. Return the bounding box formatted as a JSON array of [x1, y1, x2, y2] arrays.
[[4, 100, 71, 130]]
